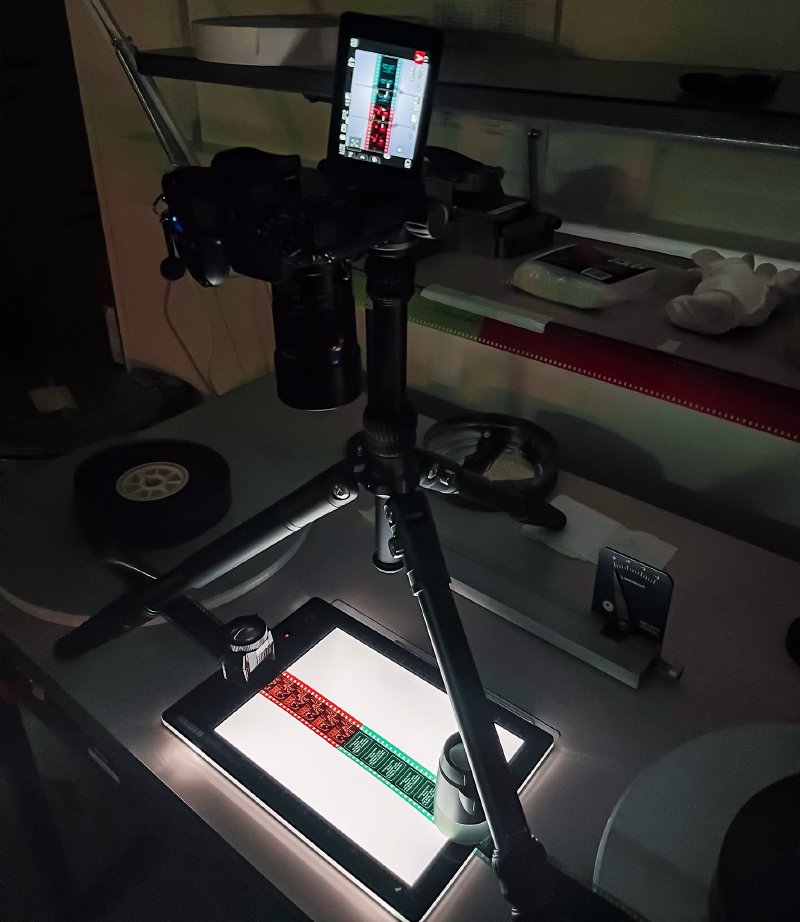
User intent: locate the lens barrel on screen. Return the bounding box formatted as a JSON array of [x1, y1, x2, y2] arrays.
[[272, 258, 362, 410]]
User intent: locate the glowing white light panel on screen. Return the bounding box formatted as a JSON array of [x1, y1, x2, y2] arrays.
[[216, 628, 522, 884]]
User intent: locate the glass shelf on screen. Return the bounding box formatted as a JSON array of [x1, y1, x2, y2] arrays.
[[136, 46, 800, 150], [133, 45, 800, 439]]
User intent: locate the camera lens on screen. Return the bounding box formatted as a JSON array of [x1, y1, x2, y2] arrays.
[[272, 257, 362, 410]]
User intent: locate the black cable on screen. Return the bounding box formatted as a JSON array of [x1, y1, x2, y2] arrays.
[[162, 280, 217, 395]]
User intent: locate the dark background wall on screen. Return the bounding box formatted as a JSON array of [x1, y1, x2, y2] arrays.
[[0, 1, 109, 374]]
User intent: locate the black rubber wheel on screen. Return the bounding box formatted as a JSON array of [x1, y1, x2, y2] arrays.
[[73, 439, 231, 549]]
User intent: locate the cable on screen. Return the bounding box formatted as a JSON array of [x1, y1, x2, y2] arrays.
[[256, 280, 275, 359], [162, 280, 217, 395], [217, 272, 273, 376], [210, 285, 248, 381], [191, 286, 220, 393]]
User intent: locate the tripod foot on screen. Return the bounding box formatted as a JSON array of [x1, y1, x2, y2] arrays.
[[372, 553, 404, 573]]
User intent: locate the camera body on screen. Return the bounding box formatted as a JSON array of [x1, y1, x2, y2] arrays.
[[158, 13, 443, 409], [160, 12, 442, 288]]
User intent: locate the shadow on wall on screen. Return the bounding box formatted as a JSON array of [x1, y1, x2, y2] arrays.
[[536, 410, 800, 561], [546, 148, 800, 262], [550, 161, 800, 260], [707, 456, 800, 560], [549, 165, 650, 227], [534, 411, 665, 497]]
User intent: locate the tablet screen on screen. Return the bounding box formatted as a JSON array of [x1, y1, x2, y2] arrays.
[[216, 627, 523, 885], [164, 599, 554, 921], [326, 13, 442, 181]]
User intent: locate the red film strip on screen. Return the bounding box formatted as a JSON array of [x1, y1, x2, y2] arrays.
[[479, 318, 800, 442], [261, 672, 361, 749]]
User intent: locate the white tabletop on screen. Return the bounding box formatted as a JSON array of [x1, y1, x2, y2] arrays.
[[1, 373, 798, 921]]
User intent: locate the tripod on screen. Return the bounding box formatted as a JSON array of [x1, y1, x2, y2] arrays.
[[55, 238, 639, 921]]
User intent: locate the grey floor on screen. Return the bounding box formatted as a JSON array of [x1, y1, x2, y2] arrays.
[[0, 699, 309, 922], [0, 467, 305, 922], [1, 706, 154, 922]]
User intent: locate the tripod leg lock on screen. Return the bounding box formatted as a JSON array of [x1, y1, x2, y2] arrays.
[[417, 449, 566, 530]]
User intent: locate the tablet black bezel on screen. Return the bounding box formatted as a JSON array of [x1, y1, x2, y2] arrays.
[[163, 597, 554, 921]]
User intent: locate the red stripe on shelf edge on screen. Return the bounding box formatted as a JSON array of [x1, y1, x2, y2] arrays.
[[479, 318, 800, 442]]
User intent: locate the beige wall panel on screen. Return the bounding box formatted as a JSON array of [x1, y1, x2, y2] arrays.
[[196, 86, 330, 165], [648, 140, 800, 248], [559, 0, 800, 70], [66, 0, 273, 394]]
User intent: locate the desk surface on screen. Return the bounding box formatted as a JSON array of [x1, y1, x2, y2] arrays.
[[415, 242, 800, 394], [1, 374, 799, 922]]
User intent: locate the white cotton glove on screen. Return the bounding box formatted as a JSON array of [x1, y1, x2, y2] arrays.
[[666, 249, 800, 335]]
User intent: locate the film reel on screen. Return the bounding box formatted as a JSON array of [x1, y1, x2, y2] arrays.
[[73, 439, 232, 550]]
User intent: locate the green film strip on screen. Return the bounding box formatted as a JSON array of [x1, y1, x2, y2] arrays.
[[262, 669, 498, 863], [342, 726, 436, 819]]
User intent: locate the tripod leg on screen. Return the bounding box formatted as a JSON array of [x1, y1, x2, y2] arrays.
[[384, 490, 559, 920], [54, 461, 359, 660]]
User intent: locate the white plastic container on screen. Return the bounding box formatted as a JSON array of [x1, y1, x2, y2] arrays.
[[192, 15, 338, 68], [510, 244, 696, 309]]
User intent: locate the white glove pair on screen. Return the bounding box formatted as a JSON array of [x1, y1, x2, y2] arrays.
[[666, 249, 800, 335]]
